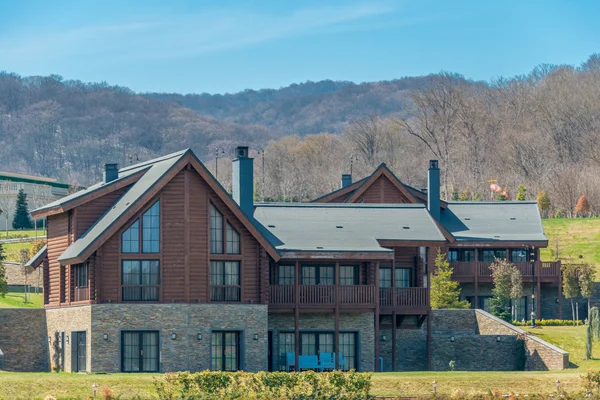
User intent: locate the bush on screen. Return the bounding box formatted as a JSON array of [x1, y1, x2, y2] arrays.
[[512, 319, 583, 326], [154, 370, 372, 400], [584, 369, 600, 394]]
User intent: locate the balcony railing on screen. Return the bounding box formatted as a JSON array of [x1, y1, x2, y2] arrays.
[[269, 285, 376, 307], [379, 287, 429, 308], [73, 286, 89, 302], [450, 260, 561, 280]]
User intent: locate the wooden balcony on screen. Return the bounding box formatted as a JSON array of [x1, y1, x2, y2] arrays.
[[269, 284, 376, 311], [379, 287, 429, 314], [450, 260, 561, 283]]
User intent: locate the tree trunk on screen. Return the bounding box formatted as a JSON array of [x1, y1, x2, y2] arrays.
[[571, 298, 575, 324]]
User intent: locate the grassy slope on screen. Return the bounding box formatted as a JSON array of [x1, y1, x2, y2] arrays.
[[0, 327, 597, 399], [540, 218, 600, 269], [0, 292, 43, 308]]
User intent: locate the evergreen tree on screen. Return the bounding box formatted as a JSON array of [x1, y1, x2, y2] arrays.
[[537, 190, 551, 218], [459, 189, 471, 201], [12, 189, 33, 230], [562, 263, 580, 324], [578, 263, 595, 319], [451, 189, 459, 201], [575, 193, 591, 217], [489, 259, 523, 322], [586, 307, 600, 360], [0, 243, 7, 297], [516, 185, 527, 201], [430, 250, 470, 309], [472, 191, 483, 201]]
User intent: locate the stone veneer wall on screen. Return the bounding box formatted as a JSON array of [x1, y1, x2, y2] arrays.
[[45, 305, 92, 372], [379, 326, 427, 371], [91, 304, 268, 373], [0, 309, 49, 371], [268, 313, 374, 372], [474, 310, 569, 370]]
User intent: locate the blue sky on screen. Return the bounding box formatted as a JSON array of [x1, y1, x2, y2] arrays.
[[1, 0, 599, 94]]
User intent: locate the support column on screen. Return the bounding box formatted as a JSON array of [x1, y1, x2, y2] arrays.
[[427, 312, 432, 370], [391, 256, 396, 372], [294, 261, 300, 371], [474, 249, 479, 309], [558, 260, 563, 320], [374, 262, 380, 372], [537, 261, 542, 319], [335, 262, 340, 370]]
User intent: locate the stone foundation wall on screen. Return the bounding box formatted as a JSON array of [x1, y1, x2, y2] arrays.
[[91, 304, 268, 373], [268, 312, 374, 372], [0, 309, 48, 371], [379, 326, 427, 371], [45, 306, 92, 372]]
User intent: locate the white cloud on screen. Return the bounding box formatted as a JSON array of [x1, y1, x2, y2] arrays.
[[0, 2, 399, 63]]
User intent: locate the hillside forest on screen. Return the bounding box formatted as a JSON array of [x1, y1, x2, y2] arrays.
[[1, 54, 600, 216]]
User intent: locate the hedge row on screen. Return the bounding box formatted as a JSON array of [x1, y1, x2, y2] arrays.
[[153, 370, 372, 400], [512, 319, 583, 326]]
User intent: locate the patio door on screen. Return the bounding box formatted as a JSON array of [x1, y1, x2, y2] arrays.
[[73, 331, 87, 372], [121, 331, 159, 372]]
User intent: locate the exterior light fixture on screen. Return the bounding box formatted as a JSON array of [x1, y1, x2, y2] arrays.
[[450, 336, 455, 342], [496, 336, 501, 342], [103, 334, 109, 341], [197, 333, 202, 340], [171, 333, 177, 340], [432, 380, 438, 394], [380, 335, 387, 341], [48, 336, 52, 344], [253, 334, 259, 340], [65, 335, 69, 343]]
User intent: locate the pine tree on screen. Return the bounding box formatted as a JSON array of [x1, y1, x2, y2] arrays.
[[430, 251, 470, 309], [12, 189, 33, 230], [575, 193, 591, 218], [489, 259, 523, 322], [537, 190, 551, 218], [0, 243, 7, 297], [516, 185, 527, 201]]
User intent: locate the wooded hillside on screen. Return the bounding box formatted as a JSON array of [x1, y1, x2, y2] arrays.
[[2, 54, 600, 217]]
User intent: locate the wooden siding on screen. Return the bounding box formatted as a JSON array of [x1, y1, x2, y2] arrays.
[[46, 213, 69, 306], [357, 175, 410, 204], [75, 186, 129, 237], [95, 165, 263, 304]]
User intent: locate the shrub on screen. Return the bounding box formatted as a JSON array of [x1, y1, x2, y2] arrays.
[[154, 370, 372, 400], [583, 369, 600, 394], [512, 319, 583, 326]]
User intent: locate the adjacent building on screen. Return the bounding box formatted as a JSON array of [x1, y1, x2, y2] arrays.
[[26, 148, 562, 373]]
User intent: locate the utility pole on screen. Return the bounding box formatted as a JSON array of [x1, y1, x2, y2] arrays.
[[350, 154, 358, 176]]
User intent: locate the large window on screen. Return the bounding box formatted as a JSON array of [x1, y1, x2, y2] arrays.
[[74, 263, 88, 288], [121, 331, 159, 372], [448, 249, 475, 262], [340, 265, 359, 285], [301, 332, 333, 356], [278, 265, 295, 285], [121, 201, 160, 253], [212, 331, 240, 371], [210, 261, 240, 302], [142, 201, 160, 253], [480, 249, 507, 262], [301, 265, 334, 285], [279, 332, 295, 367], [339, 333, 357, 370], [379, 267, 411, 287], [448, 249, 459, 262], [122, 220, 139, 253], [210, 203, 240, 254], [122, 260, 160, 301], [511, 249, 529, 262]]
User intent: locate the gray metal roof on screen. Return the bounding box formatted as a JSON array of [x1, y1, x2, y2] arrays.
[[25, 244, 47, 268], [58, 150, 188, 263], [31, 153, 173, 214], [440, 201, 547, 242], [253, 203, 447, 253]]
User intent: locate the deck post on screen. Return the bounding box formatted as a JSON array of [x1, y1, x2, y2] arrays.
[[294, 261, 300, 371], [558, 260, 563, 320], [474, 249, 479, 309], [391, 255, 396, 372], [374, 262, 380, 372], [335, 262, 340, 370], [537, 260, 542, 319]]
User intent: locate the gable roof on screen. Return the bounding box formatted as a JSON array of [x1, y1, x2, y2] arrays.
[[58, 149, 280, 264], [440, 201, 548, 243], [311, 177, 367, 203], [25, 245, 47, 268], [254, 203, 447, 254], [345, 163, 418, 204]]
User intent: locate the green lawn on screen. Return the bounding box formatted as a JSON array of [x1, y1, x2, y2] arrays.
[[0, 291, 43, 308], [541, 218, 600, 269], [0, 326, 598, 399], [0, 229, 46, 239], [4, 241, 34, 262]]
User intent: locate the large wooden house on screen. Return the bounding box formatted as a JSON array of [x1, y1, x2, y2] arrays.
[[26, 148, 560, 373]]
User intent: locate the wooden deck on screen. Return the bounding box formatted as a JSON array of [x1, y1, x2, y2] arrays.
[[450, 260, 561, 283]]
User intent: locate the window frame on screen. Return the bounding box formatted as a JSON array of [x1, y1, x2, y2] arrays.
[[480, 249, 507, 262], [74, 263, 88, 288], [121, 330, 160, 373], [277, 265, 295, 285], [339, 265, 359, 286], [510, 249, 529, 262], [210, 201, 241, 255], [211, 331, 241, 371], [210, 261, 241, 302], [120, 200, 161, 254], [121, 260, 161, 302], [300, 264, 335, 285]]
